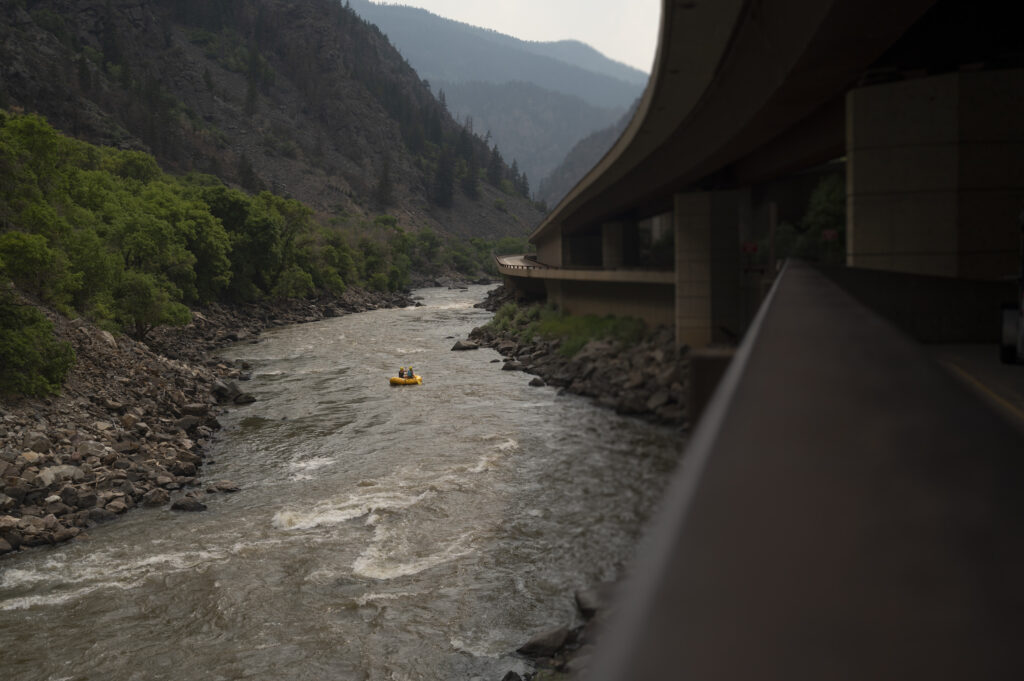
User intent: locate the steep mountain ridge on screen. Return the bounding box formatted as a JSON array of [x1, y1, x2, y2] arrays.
[[537, 100, 639, 209], [346, 0, 647, 191], [0, 0, 542, 239]]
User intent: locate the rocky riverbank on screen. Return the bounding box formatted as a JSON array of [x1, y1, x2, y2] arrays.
[[464, 287, 690, 429], [503, 581, 621, 681], [466, 285, 688, 679], [0, 288, 416, 556]]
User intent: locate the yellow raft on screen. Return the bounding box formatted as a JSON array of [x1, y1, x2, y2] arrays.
[[389, 375, 422, 386]]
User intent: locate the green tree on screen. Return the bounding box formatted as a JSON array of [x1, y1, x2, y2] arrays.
[[113, 269, 191, 339], [432, 145, 456, 207], [486, 146, 503, 186], [0, 293, 75, 397]]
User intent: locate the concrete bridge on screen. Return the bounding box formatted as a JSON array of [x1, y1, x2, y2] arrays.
[[498, 0, 1024, 677]]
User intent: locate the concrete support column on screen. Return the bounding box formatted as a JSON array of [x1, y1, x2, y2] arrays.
[[847, 68, 1024, 280], [536, 226, 563, 267], [675, 192, 713, 348], [602, 222, 624, 269]]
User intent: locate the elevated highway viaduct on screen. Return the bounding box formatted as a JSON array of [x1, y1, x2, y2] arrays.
[[498, 1, 1024, 678]]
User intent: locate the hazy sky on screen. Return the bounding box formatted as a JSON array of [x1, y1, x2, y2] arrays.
[[374, 0, 663, 73]]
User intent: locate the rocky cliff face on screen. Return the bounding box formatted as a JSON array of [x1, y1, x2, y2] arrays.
[[0, 0, 542, 238]]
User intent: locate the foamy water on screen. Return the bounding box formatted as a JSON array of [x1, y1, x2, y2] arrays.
[[0, 285, 684, 681]]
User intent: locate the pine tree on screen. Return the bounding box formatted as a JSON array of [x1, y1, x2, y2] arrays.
[[486, 146, 503, 186], [432, 145, 456, 207], [461, 152, 480, 199]]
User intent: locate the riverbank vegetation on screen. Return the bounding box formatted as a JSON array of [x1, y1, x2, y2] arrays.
[[0, 110, 527, 397], [486, 302, 647, 357]]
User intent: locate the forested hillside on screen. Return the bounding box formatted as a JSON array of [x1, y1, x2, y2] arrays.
[[0, 0, 546, 398], [347, 0, 646, 192], [0, 0, 542, 238], [439, 81, 622, 199]]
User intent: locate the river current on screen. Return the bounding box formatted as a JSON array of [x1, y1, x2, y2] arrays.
[[0, 285, 684, 681]]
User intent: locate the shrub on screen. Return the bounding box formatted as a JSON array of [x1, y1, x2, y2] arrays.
[[0, 298, 75, 397]]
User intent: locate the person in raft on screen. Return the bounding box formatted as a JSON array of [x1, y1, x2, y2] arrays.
[[398, 367, 406, 378], [407, 367, 414, 378]]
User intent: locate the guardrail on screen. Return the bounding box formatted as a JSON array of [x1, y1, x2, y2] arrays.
[[588, 260, 1024, 680]]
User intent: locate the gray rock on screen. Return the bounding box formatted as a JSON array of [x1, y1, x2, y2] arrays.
[[233, 392, 256, 405], [36, 465, 85, 489], [77, 441, 107, 458], [0, 537, 12, 554], [170, 498, 207, 512], [87, 507, 118, 523], [646, 390, 670, 411], [180, 403, 209, 416], [0, 494, 14, 512], [174, 416, 201, 433], [212, 380, 241, 402], [141, 488, 170, 507], [451, 339, 480, 351], [516, 625, 569, 658], [76, 490, 98, 509], [207, 480, 240, 493], [23, 431, 52, 453], [528, 377, 546, 387]]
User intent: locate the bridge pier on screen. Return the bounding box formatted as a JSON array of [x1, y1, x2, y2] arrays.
[[674, 191, 744, 348], [846, 67, 1024, 280]]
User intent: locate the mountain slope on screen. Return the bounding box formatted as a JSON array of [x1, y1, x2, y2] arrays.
[[438, 80, 623, 198], [537, 100, 639, 209], [0, 0, 542, 239], [348, 0, 644, 108], [346, 0, 646, 191]]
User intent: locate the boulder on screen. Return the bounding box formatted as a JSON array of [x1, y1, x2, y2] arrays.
[[0, 537, 11, 554], [77, 441, 107, 458], [450, 339, 480, 351], [207, 480, 240, 493], [171, 498, 207, 512], [528, 377, 546, 387], [211, 380, 241, 402], [36, 465, 84, 489], [23, 431, 52, 453], [18, 450, 43, 466], [174, 416, 201, 433], [646, 390, 670, 411], [141, 488, 170, 507], [233, 392, 256, 405], [516, 625, 569, 658], [87, 507, 117, 523], [180, 403, 209, 417], [75, 490, 98, 509]]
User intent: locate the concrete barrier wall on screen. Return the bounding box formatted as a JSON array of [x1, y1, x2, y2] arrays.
[[553, 280, 676, 328], [816, 264, 1018, 343]]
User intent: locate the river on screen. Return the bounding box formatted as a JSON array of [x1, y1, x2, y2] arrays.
[[0, 285, 684, 681]]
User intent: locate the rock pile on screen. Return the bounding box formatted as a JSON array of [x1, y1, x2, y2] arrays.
[[0, 319, 232, 554], [467, 321, 690, 427]]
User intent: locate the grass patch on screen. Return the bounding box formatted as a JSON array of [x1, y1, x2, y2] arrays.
[[486, 303, 645, 357]]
